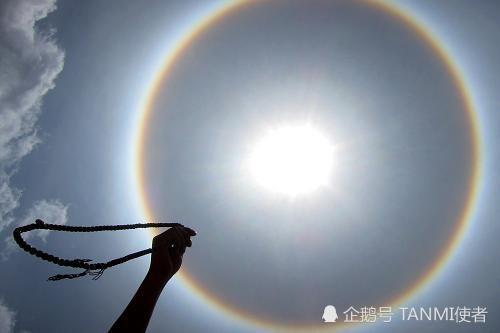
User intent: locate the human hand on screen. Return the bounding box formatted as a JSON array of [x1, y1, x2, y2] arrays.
[[148, 225, 196, 285], [110, 225, 196, 332]]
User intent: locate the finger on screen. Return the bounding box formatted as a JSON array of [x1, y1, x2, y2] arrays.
[[171, 226, 186, 249], [168, 244, 180, 260], [184, 227, 197, 236], [176, 226, 192, 247], [179, 243, 186, 255], [175, 240, 187, 256], [153, 229, 176, 248], [177, 226, 194, 247], [170, 242, 186, 258]]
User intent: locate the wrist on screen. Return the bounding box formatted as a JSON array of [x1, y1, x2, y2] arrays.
[[145, 269, 169, 289]]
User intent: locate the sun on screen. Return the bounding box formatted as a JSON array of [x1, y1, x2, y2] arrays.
[[248, 125, 334, 196]]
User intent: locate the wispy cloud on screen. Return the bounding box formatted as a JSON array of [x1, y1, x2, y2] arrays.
[[0, 298, 16, 333], [18, 199, 68, 242], [2, 199, 68, 260], [0, 0, 66, 236], [0, 0, 67, 329], [0, 176, 20, 235]]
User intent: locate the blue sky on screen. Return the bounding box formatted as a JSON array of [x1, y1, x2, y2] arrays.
[[0, 1, 499, 332]]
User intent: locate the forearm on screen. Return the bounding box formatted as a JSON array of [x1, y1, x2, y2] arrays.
[[109, 225, 195, 332], [109, 271, 168, 332]]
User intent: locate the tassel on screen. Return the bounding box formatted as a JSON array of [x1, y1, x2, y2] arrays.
[[48, 269, 89, 281], [47, 267, 106, 281]]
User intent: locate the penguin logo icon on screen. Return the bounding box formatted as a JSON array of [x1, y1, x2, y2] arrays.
[[322, 305, 339, 323]]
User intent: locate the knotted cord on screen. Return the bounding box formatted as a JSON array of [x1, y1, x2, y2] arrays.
[[13, 219, 181, 281]]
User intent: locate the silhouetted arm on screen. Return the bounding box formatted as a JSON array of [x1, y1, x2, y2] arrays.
[[109, 226, 196, 333]]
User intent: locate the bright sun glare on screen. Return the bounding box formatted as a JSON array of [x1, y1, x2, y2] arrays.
[[248, 125, 334, 196]]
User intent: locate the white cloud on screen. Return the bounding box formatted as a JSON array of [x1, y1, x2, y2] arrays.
[[0, 299, 16, 333], [19, 199, 68, 242], [0, 0, 64, 166], [2, 199, 68, 261], [0, 174, 20, 234], [0, 1, 67, 331], [0, 0, 65, 231]]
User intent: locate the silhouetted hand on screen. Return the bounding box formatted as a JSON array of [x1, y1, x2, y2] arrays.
[[109, 225, 196, 332], [149, 225, 197, 285]]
